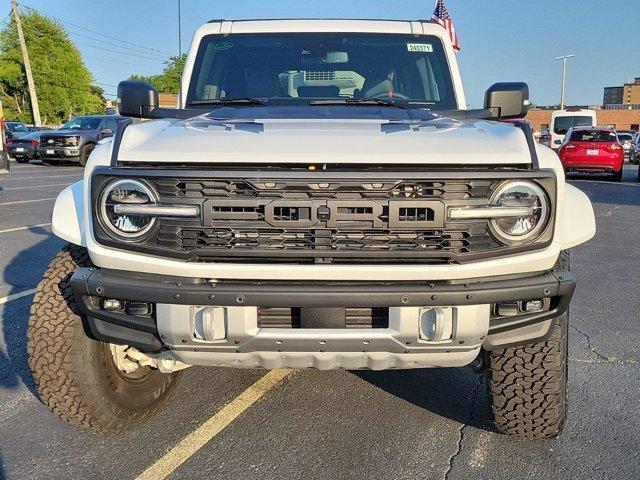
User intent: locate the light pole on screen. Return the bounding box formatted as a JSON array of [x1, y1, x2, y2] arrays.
[[555, 54, 575, 110], [178, 0, 182, 56]]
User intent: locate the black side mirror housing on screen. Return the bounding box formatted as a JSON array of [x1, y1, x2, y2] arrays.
[[117, 81, 159, 118], [484, 82, 530, 119]]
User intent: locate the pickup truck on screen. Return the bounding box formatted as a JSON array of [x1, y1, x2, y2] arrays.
[[27, 19, 596, 438], [37, 115, 128, 166]]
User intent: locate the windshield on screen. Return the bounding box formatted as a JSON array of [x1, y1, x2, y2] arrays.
[[7, 122, 28, 132], [61, 117, 102, 130], [553, 116, 593, 135], [569, 130, 617, 142], [187, 33, 457, 110]]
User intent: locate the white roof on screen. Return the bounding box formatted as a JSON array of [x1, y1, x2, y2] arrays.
[[196, 19, 447, 36]]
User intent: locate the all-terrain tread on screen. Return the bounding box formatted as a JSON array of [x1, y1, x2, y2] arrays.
[[487, 251, 570, 439], [27, 244, 179, 431]]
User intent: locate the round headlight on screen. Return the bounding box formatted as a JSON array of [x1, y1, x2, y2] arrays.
[[99, 179, 157, 239], [489, 181, 549, 245]]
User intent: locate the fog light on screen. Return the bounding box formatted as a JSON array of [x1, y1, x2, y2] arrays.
[[523, 299, 544, 313], [495, 302, 519, 317], [102, 299, 123, 311], [419, 307, 451, 342], [194, 307, 227, 341]]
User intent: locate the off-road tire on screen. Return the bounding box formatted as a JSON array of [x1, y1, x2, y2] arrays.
[[487, 251, 570, 439], [78, 144, 94, 167], [27, 244, 181, 431]]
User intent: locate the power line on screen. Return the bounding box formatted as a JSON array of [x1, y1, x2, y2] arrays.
[[72, 40, 168, 62], [92, 81, 117, 88], [19, 2, 176, 57], [67, 30, 170, 59], [77, 55, 160, 71]]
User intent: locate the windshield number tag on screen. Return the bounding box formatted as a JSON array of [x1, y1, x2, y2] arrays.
[[407, 43, 433, 53]]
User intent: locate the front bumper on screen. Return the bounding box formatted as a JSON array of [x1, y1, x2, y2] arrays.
[[37, 146, 80, 159], [70, 266, 576, 370]]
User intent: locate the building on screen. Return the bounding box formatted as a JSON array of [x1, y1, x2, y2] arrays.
[[603, 77, 640, 107], [526, 107, 640, 133], [603, 86, 623, 106]]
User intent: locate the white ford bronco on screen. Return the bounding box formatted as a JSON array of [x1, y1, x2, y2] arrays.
[[28, 19, 596, 437]]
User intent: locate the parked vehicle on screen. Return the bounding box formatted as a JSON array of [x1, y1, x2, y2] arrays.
[[4, 120, 29, 140], [28, 19, 596, 439], [629, 134, 640, 165], [6, 131, 43, 163], [616, 132, 633, 157], [37, 115, 128, 166], [558, 126, 624, 182], [550, 108, 597, 150], [0, 103, 8, 174]]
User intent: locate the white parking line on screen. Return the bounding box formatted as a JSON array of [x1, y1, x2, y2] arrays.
[[2, 174, 83, 181], [0, 223, 51, 234], [0, 288, 37, 305], [2, 183, 74, 191], [134, 369, 293, 480], [0, 198, 57, 206]]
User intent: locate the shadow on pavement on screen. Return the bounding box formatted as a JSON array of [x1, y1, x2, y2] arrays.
[[355, 367, 492, 431], [0, 227, 63, 395], [0, 447, 5, 480]]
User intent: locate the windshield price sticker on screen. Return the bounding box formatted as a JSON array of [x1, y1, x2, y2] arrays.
[[407, 43, 433, 53]]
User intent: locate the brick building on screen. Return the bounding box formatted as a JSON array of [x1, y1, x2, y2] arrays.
[[526, 108, 640, 133]]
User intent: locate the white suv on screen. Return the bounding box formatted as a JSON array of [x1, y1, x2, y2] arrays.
[[27, 19, 595, 438]]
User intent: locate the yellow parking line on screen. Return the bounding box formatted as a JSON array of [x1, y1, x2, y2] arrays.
[[0, 223, 51, 234], [134, 369, 293, 480], [0, 288, 37, 305]]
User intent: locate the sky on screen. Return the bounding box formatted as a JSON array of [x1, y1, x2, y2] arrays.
[[7, 0, 640, 108]]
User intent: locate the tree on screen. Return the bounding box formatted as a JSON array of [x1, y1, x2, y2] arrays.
[[0, 11, 104, 124], [130, 54, 186, 94]]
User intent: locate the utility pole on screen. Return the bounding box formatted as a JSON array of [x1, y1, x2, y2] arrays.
[[11, 0, 41, 127], [555, 54, 575, 110], [178, 0, 182, 56]]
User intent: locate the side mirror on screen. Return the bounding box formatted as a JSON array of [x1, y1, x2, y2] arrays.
[[484, 82, 530, 119], [117, 80, 158, 118]]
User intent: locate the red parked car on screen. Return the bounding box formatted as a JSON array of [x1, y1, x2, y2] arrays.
[[558, 126, 624, 182]]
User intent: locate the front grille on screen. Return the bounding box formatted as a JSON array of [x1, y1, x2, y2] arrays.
[[258, 307, 389, 328], [132, 177, 503, 264], [40, 136, 69, 147], [94, 172, 554, 265]]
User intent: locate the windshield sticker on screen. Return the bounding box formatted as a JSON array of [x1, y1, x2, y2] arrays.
[[407, 43, 433, 53], [214, 42, 234, 51]]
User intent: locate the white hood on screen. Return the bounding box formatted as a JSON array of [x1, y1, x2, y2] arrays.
[[118, 116, 532, 165]]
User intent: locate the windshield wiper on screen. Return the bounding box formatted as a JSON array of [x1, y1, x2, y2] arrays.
[[309, 98, 411, 109], [189, 98, 268, 106]]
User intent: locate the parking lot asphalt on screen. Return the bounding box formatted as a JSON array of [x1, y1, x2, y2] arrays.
[[0, 159, 639, 480]]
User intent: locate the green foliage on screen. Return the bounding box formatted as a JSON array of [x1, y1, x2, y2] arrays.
[[130, 54, 186, 94], [0, 11, 104, 124]]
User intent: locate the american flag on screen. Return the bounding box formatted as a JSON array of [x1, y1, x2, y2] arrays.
[[430, 0, 461, 53]]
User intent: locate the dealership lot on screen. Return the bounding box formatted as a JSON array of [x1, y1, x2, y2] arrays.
[[0, 161, 639, 480]]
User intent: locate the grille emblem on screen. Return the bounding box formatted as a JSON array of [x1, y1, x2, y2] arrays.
[[317, 205, 331, 222]]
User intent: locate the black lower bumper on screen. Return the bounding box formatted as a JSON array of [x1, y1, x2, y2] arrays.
[[71, 267, 576, 352]]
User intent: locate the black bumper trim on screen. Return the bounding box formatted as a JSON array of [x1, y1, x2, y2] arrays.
[[70, 267, 575, 352]]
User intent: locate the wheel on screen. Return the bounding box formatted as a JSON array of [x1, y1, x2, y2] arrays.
[[15, 157, 30, 164], [611, 169, 623, 183], [27, 245, 181, 431], [78, 144, 95, 167], [487, 251, 570, 439]]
